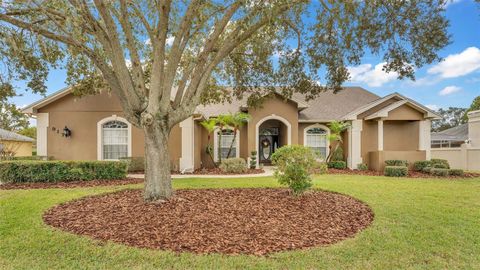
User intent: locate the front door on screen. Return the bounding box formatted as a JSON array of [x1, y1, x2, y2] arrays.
[[259, 128, 279, 165]]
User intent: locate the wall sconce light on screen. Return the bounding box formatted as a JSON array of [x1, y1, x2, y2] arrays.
[[62, 126, 72, 138]]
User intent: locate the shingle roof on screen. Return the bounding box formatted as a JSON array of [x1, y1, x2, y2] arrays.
[[431, 124, 468, 142], [196, 87, 380, 120], [0, 128, 35, 142]]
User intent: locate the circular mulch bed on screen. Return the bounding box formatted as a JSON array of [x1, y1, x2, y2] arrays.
[[43, 188, 374, 255]]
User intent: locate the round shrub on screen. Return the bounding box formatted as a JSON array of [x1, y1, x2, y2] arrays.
[[449, 169, 464, 176], [413, 160, 431, 171], [431, 159, 450, 169], [271, 145, 316, 196], [357, 163, 368, 171], [422, 166, 432, 174], [328, 161, 347, 169], [385, 160, 408, 167], [313, 161, 328, 174], [384, 166, 408, 177], [219, 158, 247, 173], [119, 157, 145, 172], [430, 168, 449, 177]]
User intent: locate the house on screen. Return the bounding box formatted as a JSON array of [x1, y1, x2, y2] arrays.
[[22, 87, 439, 171], [0, 128, 34, 157], [431, 123, 468, 148], [431, 110, 480, 170]]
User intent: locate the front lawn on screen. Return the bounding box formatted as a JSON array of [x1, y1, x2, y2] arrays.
[[1, 175, 479, 269]]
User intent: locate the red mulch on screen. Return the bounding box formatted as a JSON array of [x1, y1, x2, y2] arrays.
[[43, 188, 374, 255], [0, 178, 143, 190], [173, 168, 265, 175], [327, 169, 480, 179]]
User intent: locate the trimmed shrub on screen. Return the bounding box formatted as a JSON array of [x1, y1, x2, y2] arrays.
[[313, 161, 328, 174], [357, 163, 368, 171], [219, 158, 247, 173], [0, 160, 127, 183], [430, 168, 449, 177], [385, 160, 408, 167], [328, 161, 347, 169], [249, 151, 257, 169], [432, 163, 448, 169], [422, 166, 432, 174], [1, 156, 52, 161], [449, 169, 464, 176], [413, 160, 432, 171], [431, 159, 450, 169], [384, 166, 408, 177], [271, 145, 316, 196], [119, 157, 145, 172]]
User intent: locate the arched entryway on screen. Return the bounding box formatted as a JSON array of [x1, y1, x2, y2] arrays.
[[255, 115, 291, 166]]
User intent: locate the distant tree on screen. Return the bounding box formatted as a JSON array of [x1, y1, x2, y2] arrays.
[[0, 85, 29, 131], [0, 1, 450, 201], [18, 127, 36, 139], [464, 96, 480, 122], [432, 107, 467, 132]]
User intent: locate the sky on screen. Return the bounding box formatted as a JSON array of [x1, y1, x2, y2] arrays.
[[10, 0, 480, 112]]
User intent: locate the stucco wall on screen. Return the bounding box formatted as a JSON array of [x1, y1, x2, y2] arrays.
[[37, 91, 181, 168], [431, 147, 480, 171], [387, 105, 424, 120], [383, 121, 419, 151], [247, 94, 299, 155], [0, 140, 32, 156], [361, 120, 378, 163], [369, 150, 426, 171]]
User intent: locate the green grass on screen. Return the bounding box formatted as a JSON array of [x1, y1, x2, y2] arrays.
[[1, 175, 480, 269]]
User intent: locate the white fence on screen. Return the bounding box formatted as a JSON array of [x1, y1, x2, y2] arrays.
[[431, 145, 480, 171]]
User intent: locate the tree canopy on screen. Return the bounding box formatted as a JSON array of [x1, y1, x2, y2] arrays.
[[0, 0, 451, 201]]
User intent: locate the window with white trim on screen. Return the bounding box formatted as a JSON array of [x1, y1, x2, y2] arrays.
[[214, 128, 238, 160], [102, 120, 128, 160], [305, 127, 328, 159]]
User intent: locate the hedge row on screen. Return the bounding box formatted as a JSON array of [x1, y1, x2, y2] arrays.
[[0, 160, 127, 183]]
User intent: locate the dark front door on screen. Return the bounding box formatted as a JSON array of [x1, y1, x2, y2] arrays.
[[259, 128, 279, 165]]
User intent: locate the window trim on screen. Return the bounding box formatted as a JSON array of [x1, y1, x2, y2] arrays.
[[213, 127, 240, 162], [97, 115, 132, 160], [303, 123, 330, 161]]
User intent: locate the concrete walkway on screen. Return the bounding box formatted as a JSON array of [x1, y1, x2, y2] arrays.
[[129, 167, 275, 179]]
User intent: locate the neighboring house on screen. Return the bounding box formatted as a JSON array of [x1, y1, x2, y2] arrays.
[[0, 128, 34, 157], [22, 87, 439, 171], [431, 124, 468, 148], [431, 110, 480, 170]]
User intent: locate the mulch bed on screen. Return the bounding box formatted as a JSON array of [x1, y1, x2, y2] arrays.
[[0, 178, 143, 190], [328, 169, 480, 179], [43, 188, 374, 255], [173, 167, 265, 175]]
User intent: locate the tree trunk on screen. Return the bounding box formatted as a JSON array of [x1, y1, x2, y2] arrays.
[[217, 129, 222, 163], [143, 124, 173, 201], [206, 134, 217, 167]]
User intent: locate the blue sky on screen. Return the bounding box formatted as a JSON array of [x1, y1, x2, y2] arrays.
[[11, 0, 480, 112]]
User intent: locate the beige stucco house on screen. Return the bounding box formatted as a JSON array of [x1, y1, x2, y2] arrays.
[[0, 128, 34, 157], [23, 86, 439, 171]]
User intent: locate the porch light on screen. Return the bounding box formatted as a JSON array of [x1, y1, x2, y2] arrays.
[[62, 126, 72, 138]]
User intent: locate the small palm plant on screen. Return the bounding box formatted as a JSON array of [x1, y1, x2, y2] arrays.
[[214, 114, 233, 164], [326, 121, 350, 162], [200, 119, 218, 167], [225, 112, 250, 158]]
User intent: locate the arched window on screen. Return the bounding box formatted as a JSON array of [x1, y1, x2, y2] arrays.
[[213, 128, 240, 161], [304, 125, 329, 160], [97, 116, 131, 160]]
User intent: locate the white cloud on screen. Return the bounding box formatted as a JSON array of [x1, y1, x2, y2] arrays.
[[428, 47, 480, 78], [438, 85, 461, 96], [426, 104, 440, 111], [347, 62, 398, 87], [145, 36, 175, 47]]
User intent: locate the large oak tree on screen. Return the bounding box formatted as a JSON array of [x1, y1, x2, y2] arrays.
[[0, 0, 449, 201]]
